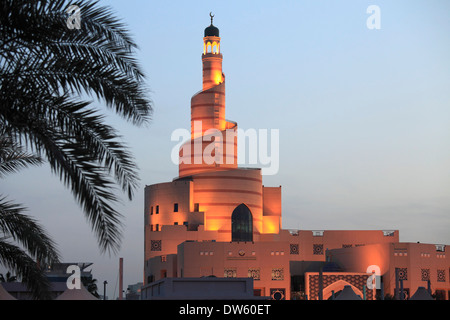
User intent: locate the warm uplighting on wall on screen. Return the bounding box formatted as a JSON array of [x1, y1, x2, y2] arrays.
[[214, 71, 222, 85], [264, 220, 278, 234], [206, 219, 221, 231]]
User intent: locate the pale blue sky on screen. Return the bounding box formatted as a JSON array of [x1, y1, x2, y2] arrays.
[[1, 0, 449, 298]]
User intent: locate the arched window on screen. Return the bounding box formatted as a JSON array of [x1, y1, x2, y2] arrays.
[[231, 204, 253, 242]]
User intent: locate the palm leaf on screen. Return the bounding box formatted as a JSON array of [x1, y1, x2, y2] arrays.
[[0, 0, 153, 254], [2, 96, 129, 253], [0, 240, 53, 300], [0, 196, 60, 299], [0, 133, 43, 178], [0, 0, 152, 125], [0, 197, 60, 265]]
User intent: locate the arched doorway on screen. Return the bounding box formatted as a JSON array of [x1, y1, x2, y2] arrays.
[[231, 204, 253, 242], [323, 280, 363, 300]]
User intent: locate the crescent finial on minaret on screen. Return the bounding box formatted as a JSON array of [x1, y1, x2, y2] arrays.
[[210, 12, 214, 25]]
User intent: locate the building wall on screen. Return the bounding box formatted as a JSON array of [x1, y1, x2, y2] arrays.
[[329, 242, 450, 300], [260, 230, 399, 262], [145, 254, 178, 283], [192, 168, 264, 239], [145, 225, 220, 263], [141, 277, 256, 300], [144, 180, 193, 229], [178, 123, 238, 178], [144, 178, 402, 297], [144, 168, 267, 261], [262, 186, 282, 234], [177, 241, 291, 300]]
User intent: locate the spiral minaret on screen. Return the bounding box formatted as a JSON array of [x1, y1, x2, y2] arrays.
[[179, 15, 238, 177], [145, 17, 284, 289]]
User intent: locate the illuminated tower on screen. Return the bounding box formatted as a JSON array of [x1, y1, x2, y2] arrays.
[[144, 17, 285, 289], [179, 13, 238, 177], [202, 13, 223, 91], [142, 16, 414, 302]]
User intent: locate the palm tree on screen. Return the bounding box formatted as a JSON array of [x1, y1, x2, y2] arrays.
[[82, 276, 100, 298], [0, 271, 17, 282], [0, 0, 152, 254], [0, 133, 60, 299]]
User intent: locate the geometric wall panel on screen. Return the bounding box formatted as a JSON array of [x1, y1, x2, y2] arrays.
[[307, 274, 373, 300], [437, 269, 446, 282], [313, 244, 324, 255], [271, 268, 284, 281], [396, 268, 408, 280], [224, 268, 237, 278], [151, 240, 162, 251], [421, 268, 430, 281], [248, 268, 260, 280], [290, 244, 299, 255]]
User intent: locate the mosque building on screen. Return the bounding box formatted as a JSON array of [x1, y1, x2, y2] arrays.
[[143, 16, 449, 300]]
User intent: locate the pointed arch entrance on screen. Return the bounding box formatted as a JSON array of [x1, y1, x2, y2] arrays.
[[323, 280, 363, 300], [231, 204, 253, 242]]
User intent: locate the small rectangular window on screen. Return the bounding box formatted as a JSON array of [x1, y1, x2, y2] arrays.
[[174, 222, 178, 225], [156, 205, 159, 214], [194, 203, 200, 212], [174, 203, 178, 212], [150, 206, 153, 215], [156, 224, 159, 231]]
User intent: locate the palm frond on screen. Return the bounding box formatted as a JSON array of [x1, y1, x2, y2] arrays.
[[2, 94, 140, 200], [2, 96, 129, 253], [0, 132, 43, 178], [0, 195, 59, 300], [0, 0, 152, 125], [0, 0, 153, 254], [0, 240, 53, 300], [0, 196, 60, 265]]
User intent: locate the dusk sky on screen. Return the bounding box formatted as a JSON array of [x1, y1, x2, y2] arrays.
[[1, 0, 449, 299]]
